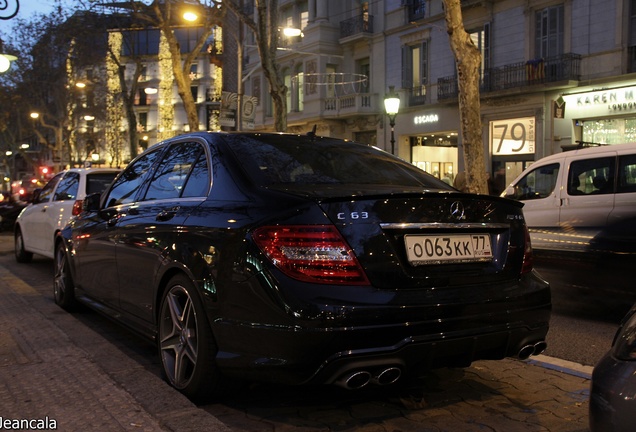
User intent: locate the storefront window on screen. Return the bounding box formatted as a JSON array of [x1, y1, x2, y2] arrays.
[[411, 133, 458, 185], [581, 118, 636, 144]]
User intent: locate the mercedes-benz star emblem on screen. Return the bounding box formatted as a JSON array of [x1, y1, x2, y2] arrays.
[[450, 201, 465, 220]]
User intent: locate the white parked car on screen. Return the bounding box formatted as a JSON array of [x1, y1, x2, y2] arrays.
[[502, 143, 636, 251], [15, 168, 120, 262]]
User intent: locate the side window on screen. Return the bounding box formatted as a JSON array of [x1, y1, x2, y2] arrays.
[[105, 149, 162, 207], [86, 173, 120, 195], [144, 141, 206, 201], [568, 157, 615, 195], [181, 150, 210, 197], [618, 154, 636, 193], [54, 172, 80, 201], [512, 163, 559, 200], [37, 173, 64, 203]]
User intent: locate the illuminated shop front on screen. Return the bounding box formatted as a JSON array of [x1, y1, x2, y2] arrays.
[[411, 133, 458, 184], [557, 83, 636, 149], [406, 108, 460, 185]]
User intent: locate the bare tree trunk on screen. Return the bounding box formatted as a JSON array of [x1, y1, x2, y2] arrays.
[[443, 0, 488, 194], [225, 0, 288, 132], [150, 1, 220, 132]]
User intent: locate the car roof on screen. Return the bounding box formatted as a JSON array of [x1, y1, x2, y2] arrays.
[[59, 168, 121, 175], [536, 142, 636, 164]]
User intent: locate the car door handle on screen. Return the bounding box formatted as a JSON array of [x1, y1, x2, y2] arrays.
[[156, 206, 179, 222]]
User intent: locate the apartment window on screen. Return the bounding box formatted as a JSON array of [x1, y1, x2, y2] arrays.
[[137, 112, 148, 132], [122, 29, 160, 56], [356, 58, 370, 93], [190, 63, 199, 80], [469, 24, 491, 86], [136, 89, 148, 106], [629, 0, 636, 72], [301, 9, 308, 32], [535, 4, 564, 59], [295, 67, 304, 112], [174, 27, 208, 53], [282, 7, 293, 29], [402, 41, 428, 105], [407, 0, 426, 22], [284, 69, 292, 113], [191, 85, 198, 102], [326, 65, 337, 98]]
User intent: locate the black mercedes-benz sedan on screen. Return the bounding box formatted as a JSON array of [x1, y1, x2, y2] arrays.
[[54, 132, 551, 401]]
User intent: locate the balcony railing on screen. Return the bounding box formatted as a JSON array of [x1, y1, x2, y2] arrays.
[[340, 15, 374, 38], [437, 53, 581, 100], [407, 85, 427, 106], [324, 93, 376, 116]]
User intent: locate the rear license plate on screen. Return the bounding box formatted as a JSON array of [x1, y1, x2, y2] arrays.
[[404, 234, 493, 265]]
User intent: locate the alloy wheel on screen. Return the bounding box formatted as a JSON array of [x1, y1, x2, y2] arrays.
[[159, 284, 199, 390]]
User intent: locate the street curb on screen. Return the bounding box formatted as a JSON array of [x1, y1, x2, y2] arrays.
[[526, 354, 594, 380]]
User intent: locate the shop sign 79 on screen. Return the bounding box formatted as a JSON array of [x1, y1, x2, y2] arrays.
[[490, 117, 536, 155]]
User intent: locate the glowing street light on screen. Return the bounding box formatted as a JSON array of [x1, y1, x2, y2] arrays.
[[384, 86, 400, 155], [183, 11, 198, 22], [283, 27, 303, 37], [0, 53, 16, 73]]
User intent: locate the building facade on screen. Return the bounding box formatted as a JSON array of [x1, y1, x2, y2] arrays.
[[239, 0, 636, 188]]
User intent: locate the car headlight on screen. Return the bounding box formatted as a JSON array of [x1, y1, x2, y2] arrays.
[[613, 312, 636, 360]]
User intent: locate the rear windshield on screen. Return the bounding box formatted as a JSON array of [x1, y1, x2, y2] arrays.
[[86, 172, 119, 195], [221, 135, 451, 189]]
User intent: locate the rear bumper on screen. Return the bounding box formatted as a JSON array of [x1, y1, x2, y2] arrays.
[[590, 352, 636, 432], [208, 270, 550, 386], [211, 307, 550, 386], [213, 322, 549, 386]]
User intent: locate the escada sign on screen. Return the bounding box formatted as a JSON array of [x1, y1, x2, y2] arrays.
[[413, 114, 439, 125]]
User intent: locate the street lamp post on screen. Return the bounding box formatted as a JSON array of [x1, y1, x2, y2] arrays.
[[384, 86, 400, 155]]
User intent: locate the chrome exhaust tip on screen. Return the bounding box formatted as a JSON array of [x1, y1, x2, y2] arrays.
[[533, 341, 547, 355], [336, 371, 372, 390], [518, 345, 535, 360], [373, 367, 402, 386]]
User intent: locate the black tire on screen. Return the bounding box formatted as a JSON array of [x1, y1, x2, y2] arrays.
[[53, 241, 77, 312], [158, 275, 220, 401], [14, 227, 33, 263]]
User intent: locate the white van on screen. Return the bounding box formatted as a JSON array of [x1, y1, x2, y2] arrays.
[[502, 143, 636, 251]]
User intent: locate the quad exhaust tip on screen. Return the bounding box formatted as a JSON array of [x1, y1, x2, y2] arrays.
[[517, 341, 548, 360], [335, 342, 547, 390], [336, 366, 403, 390]]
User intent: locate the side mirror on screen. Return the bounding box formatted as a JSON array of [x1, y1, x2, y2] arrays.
[[30, 188, 42, 203], [83, 193, 101, 212], [503, 186, 515, 198]]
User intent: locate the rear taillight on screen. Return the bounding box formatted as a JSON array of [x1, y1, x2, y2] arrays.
[[252, 225, 370, 285], [72, 200, 83, 216], [521, 224, 533, 274]]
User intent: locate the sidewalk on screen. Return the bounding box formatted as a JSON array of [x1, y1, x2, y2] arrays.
[[0, 232, 593, 431], [0, 234, 229, 432]]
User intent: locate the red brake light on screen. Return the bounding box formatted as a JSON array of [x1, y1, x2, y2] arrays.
[[522, 224, 533, 274], [72, 200, 83, 216], [252, 225, 369, 285]]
